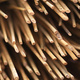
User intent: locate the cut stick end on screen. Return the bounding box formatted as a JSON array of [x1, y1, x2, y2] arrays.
[[21, 52, 26, 57], [63, 62, 67, 65], [4, 62, 8, 65], [43, 62, 48, 66], [61, 54, 66, 57], [73, 24, 76, 28], [39, 9, 43, 12], [68, 33, 72, 36], [51, 6, 55, 9], [28, 69, 33, 73], [35, 71, 41, 76], [70, 76, 74, 80], [0, 69, 2, 73], [14, 46, 19, 53], [64, 17, 69, 21], [50, 40, 54, 43], [27, 21, 31, 24], [19, 42, 23, 45], [65, 74, 70, 79], [34, 29, 38, 32], [59, 23, 62, 26], [60, 76, 64, 80], [31, 41, 36, 45], [45, 12, 48, 15], [73, 58, 78, 61], [5, 39, 8, 43], [12, 41, 16, 44], [52, 57, 57, 60], [29, 12, 35, 15], [66, 10, 71, 13], [54, 76, 58, 80], [5, 15, 8, 19], [43, 57, 47, 61], [77, 54, 80, 58], [14, 77, 19, 80], [35, 3, 39, 6], [32, 20, 36, 23]]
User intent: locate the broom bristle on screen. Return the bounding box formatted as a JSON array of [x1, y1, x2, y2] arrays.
[[0, 0, 80, 80]]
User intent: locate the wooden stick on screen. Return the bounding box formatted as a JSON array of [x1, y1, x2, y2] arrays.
[[48, 44, 67, 65], [39, 31, 45, 50], [70, 12, 76, 27], [20, 56, 33, 73], [6, 5, 26, 11], [20, 56, 39, 80], [53, 60, 70, 78], [71, 0, 78, 3], [23, 23, 35, 45], [64, 47, 78, 60], [2, 71, 10, 80], [53, 37, 66, 56], [55, 2, 65, 13], [49, 71, 57, 80], [72, 47, 80, 58], [68, 72, 74, 80], [44, 47, 57, 60], [20, 1, 34, 15], [0, 16, 8, 42], [47, 58, 64, 79], [0, 10, 8, 19], [1, 52, 7, 65], [39, 26, 54, 43], [52, 0, 57, 3], [17, 42, 26, 57], [14, 22, 23, 44], [58, 0, 71, 13], [32, 23, 38, 32], [13, 43, 19, 53], [29, 72, 39, 80], [35, 42, 47, 61], [61, 23, 72, 36], [74, 4, 80, 10], [14, 15, 30, 41], [34, 0, 39, 5], [60, 46, 67, 56], [26, 53, 40, 76], [15, 59, 29, 80], [39, 68, 49, 80], [39, 1, 48, 15], [72, 44, 80, 50], [8, 15, 16, 44], [59, 18, 62, 26], [0, 63, 2, 73], [0, 74, 4, 80], [24, 40, 47, 65], [35, 12, 58, 34], [43, 1, 54, 9], [14, 11, 35, 44], [53, 6, 69, 21], [22, 11, 31, 24], [68, 3, 80, 18], [78, 0, 80, 3], [0, 31, 19, 53], [1, 41, 19, 80], [35, 6, 44, 12], [27, 13, 36, 23]]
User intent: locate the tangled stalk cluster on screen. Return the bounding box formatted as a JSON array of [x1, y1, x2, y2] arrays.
[[0, 0, 80, 80]]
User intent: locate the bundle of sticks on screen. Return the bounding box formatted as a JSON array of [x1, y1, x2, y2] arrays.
[[0, 0, 80, 80]]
